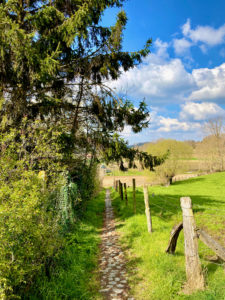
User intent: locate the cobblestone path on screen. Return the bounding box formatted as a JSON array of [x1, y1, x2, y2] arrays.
[[99, 190, 134, 300]]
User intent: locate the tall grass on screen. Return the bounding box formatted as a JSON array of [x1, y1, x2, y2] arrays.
[[111, 172, 225, 300], [24, 190, 105, 300]]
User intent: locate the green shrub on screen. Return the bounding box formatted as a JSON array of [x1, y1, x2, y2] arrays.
[[0, 171, 62, 298]]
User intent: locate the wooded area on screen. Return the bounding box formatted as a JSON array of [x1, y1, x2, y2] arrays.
[[0, 0, 166, 297]]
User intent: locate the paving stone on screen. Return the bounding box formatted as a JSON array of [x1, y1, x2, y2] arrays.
[[99, 190, 132, 299], [99, 288, 109, 293], [113, 288, 124, 294]]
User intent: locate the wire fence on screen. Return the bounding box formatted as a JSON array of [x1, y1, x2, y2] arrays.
[[114, 179, 225, 276]]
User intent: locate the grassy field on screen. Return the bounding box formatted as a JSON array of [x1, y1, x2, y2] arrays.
[[111, 172, 225, 300], [24, 191, 105, 300]]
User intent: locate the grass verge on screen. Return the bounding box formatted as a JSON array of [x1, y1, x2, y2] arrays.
[[111, 172, 225, 300], [24, 190, 105, 300]]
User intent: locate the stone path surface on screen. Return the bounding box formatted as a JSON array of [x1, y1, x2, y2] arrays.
[[99, 190, 133, 300]]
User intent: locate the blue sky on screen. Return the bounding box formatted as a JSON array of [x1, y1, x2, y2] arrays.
[[102, 0, 225, 144]]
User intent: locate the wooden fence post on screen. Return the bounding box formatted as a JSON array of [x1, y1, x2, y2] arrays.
[[124, 183, 128, 206], [133, 178, 136, 214], [121, 181, 124, 201], [143, 185, 152, 233], [196, 228, 225, 261], [118, 181, 121, 197], [180, 197, 204, 292], [115, 180, 117, 192]]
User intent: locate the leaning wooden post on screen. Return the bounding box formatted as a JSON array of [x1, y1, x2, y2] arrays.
[[180, 197, 204, 292], [124, 183, 128, 206], [133, 178, 136, 214], [143, 185, 152, 233]]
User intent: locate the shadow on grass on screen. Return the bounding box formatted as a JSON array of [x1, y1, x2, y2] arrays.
[[111, 185, 225, 296], [173, 177, 206, 186], [204, 262, 224, 276], [112, 190, 225, 224], [126, 257, 143, 285]]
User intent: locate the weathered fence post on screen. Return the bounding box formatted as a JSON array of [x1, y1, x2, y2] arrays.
[[120, 181, 124, 201], [124, 183, 128, 206], [196, 228, 225, 261], [113, 178, 116, 190], [119, 181, 122, 198], [132, 178, 136, 214], [180, 197, 204, 292], [115, 180, 118, 192], [166, 222, 183, 254], [143, 185, 152, 233]]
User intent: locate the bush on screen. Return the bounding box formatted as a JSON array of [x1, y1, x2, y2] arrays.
[[0, 171, 62, 298]]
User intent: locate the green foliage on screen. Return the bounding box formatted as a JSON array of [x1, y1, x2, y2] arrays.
[[24, 190, 105, 300], [111, 172, 225, 299], [147, 139, 193, 158], [102, 134, 167, 171], [146, 139, 193, 182], [0, 171, 62, 298], [57, 173, 82, 229], [0, 0, 156, 173]]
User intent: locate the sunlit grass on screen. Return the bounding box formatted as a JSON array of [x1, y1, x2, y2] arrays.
[[111, 172, 225, 300]]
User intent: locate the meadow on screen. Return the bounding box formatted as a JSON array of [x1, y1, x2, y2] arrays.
[[111, 172, 225, 300]]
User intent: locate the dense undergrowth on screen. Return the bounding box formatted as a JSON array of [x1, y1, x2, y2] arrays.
[[23, 190, 105, 300], [111, 172, 225, 300], [0, 128, 102, 298]]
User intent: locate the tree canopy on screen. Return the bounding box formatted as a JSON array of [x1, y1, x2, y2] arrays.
[[0, 0, 165, 171]]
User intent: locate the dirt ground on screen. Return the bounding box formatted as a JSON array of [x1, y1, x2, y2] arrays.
[[101, 173, 199, 188], [101, 175, 152, 188]]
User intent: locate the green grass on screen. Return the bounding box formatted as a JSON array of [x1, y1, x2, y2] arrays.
[[24, 190, 105, 300], [111, 172, 225, 300]]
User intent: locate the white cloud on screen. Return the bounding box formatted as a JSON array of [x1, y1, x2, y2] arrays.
[[120, 106, 204, 144], [182, 19, 225, 46], [180, 102, 225, 121], [190, 63, 225, 101], [109, 45, 225, 105], [173, 38, 192, 55], [109, 41, 195, 104], [120, 125, 132, 138], [154, 38, 169, 58], [106, 22, 225, 143], [156, 116, 201, 132]]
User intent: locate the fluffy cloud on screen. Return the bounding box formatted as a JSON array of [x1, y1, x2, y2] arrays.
[[182, 19, 225, 46], [173, 38, 192, 55], [156, 116, 201, 132], [154, 38, 169, 58], [106, 20, 225, 143], [190, 63, 225, 101], [180, 102, 225, 121], [146, 108, 201, 133], [109, 40, 195, 104], [109, 48, 225, 104]]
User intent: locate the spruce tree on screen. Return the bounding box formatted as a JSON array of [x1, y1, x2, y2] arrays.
[[0, 0, 163, 171]]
